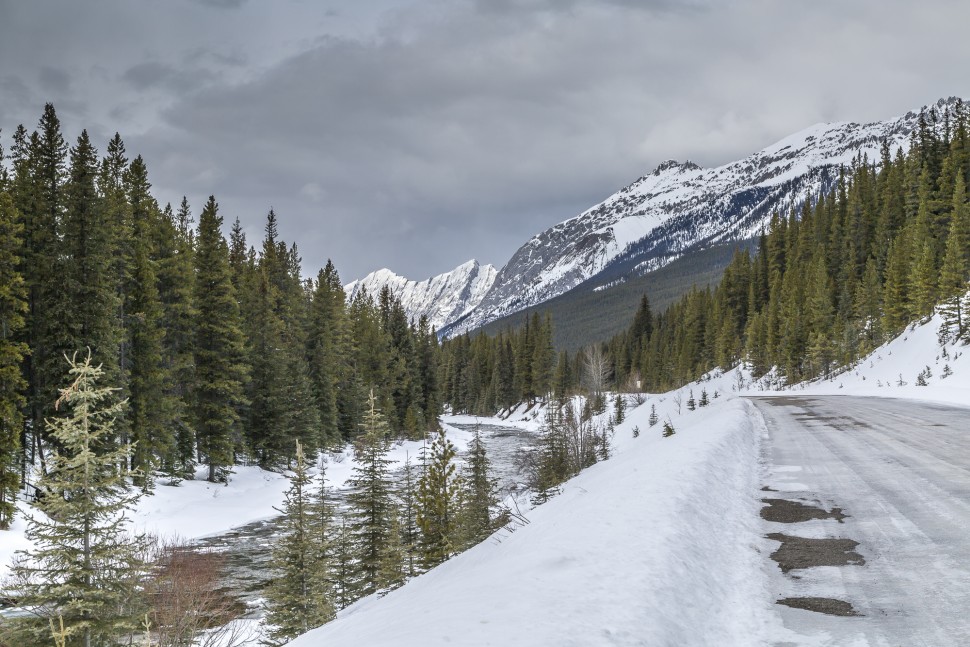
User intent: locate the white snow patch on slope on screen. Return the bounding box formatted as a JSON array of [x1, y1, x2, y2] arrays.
[[751, 307, 970, 409], [288, 394, 771, 647]]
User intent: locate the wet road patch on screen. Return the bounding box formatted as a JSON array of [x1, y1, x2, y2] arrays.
[[777, 597, 861, 616], [761, 498, 847, 523], [766, 533, 865, 573]]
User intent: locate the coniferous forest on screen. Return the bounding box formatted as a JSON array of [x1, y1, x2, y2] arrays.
[[4, 98, 970, 647]]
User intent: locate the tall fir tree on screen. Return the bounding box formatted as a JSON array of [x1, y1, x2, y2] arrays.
[[264, 440, 334, 643], [7, 353, 146, 647], [0, 192, 28, 529], [124, 157, 168, 485], [416, 426, 463, 568], [193, 196, 248, 482], [345, 391, 395, 598]]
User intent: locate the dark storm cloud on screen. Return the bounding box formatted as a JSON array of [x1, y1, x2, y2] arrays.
[[4, 0, 970, 282]]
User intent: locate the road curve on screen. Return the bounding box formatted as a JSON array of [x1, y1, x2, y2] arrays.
[[749, 395, 970, 646]]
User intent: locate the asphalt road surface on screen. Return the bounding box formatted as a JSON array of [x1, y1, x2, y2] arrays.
[[749, 396, 970, 646]]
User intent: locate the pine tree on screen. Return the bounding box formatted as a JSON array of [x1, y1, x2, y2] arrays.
[[686, 390, 696, 411], [0, 192, 28, 529], [648, 404, 658, 427], [346, 391, 395, 598], [662, 420, 675, 437], [307, 261, 346, 446], [699, 388, 709, 407], [613, 393, 625, 424], [460, 426, 498, 548], [397, 457, 422, 579], [7, 352, 146, 647], [264, 440, 334, 643], [193, 196, 248, 482], [61, 131, 122, 396], [416, 426, 463, 568], [124, 157, 168, 486], [156, 198, 196, 477]]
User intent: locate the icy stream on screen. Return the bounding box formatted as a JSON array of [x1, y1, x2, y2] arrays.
[[195, 422, 536, 618]]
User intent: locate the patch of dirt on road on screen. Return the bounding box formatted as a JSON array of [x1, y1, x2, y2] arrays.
[[777, 597, 861, 616], [761, 499, 848, 523], [766, 533, 865, 573]]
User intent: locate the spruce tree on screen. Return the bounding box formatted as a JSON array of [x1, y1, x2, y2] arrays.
[[156, 198, 196, 476], [397, 457, 422, 579], [0, 192, 28, 529], [613, 393, 625, 423], [648, 404, 658, 427], [8, 353, 146, 647], [460, 426, 499, 548], [125, 157, 168, 485], [416, 426, 463, 568], [264, 440, 334, 643], [346, 390, 395, 598], [193, 196, 248, 482], [61, 132, 122, 394]]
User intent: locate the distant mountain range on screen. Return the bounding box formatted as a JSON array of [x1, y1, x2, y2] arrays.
[[345, 260, 497, 332], [347, 98, 958, 337]]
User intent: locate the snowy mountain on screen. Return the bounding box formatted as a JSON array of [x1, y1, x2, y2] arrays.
[[440, 98, 959, 336], [344, 260, 497, 331]]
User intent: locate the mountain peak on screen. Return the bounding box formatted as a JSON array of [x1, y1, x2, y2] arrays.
[[653, 159, 701, 175], [345, 260, 497, 331]]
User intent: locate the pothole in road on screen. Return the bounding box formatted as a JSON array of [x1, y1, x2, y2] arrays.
[[776, 597, 861, 617], [766, 533, 865, 573], [761, 498, 848, 523]]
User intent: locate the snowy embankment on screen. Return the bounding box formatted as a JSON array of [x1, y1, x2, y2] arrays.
[[289, 395, 771, 647], [752, 311, 970, 409]]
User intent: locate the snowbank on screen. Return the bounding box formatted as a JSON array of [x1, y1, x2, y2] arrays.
[[751, 312, 970, 409], [288, 396, 770, 647]]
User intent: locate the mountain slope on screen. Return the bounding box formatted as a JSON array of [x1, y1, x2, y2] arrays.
[[345, 260, 497, 331], [443, 99, 957, 336]]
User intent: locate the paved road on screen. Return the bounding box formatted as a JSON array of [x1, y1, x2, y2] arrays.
[[750, 396, 970, 646]]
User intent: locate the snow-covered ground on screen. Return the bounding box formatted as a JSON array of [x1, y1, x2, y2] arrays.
[[0, 427, 483, 587], [4, 311, 969, 644], [289, 384, 774, 646], [752, 311, 970, 409]]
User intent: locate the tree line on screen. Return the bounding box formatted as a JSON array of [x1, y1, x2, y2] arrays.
[[0, 104, 443, 528], [604, 103, 970, 390]]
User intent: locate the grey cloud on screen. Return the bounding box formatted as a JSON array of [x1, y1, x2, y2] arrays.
[[6, 0, 969, 283], [122, 61, 217, 93], [39, 66, 71, 93], [191, 0, 248, 9]]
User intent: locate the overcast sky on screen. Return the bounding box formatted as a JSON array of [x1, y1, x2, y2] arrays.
[[1, 0, 969, 282]]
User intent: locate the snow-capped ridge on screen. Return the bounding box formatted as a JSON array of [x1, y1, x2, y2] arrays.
[[345, 259, 497, 331], [443, 97, 965, 337]]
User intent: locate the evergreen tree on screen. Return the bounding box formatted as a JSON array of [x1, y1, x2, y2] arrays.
[[613, 393, 625, 424], [346, 391, 395, 598], [460, 426, 499, 548], [7, 353, 146, 647], [61, 131, 122, 397], [156, 198, 196, 476], [0, 192, 27, 529], [124, 157, 168, 485], [193, 196, 248, 482], [397, 457, 422, 579], [416, 426, 463, 568], [265, 440, 334, 643], [648, 404, 658, 427]]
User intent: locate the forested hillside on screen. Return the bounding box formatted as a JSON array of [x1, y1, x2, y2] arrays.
[[0, 104, 442, 527], [603, 103, 970, 391]]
